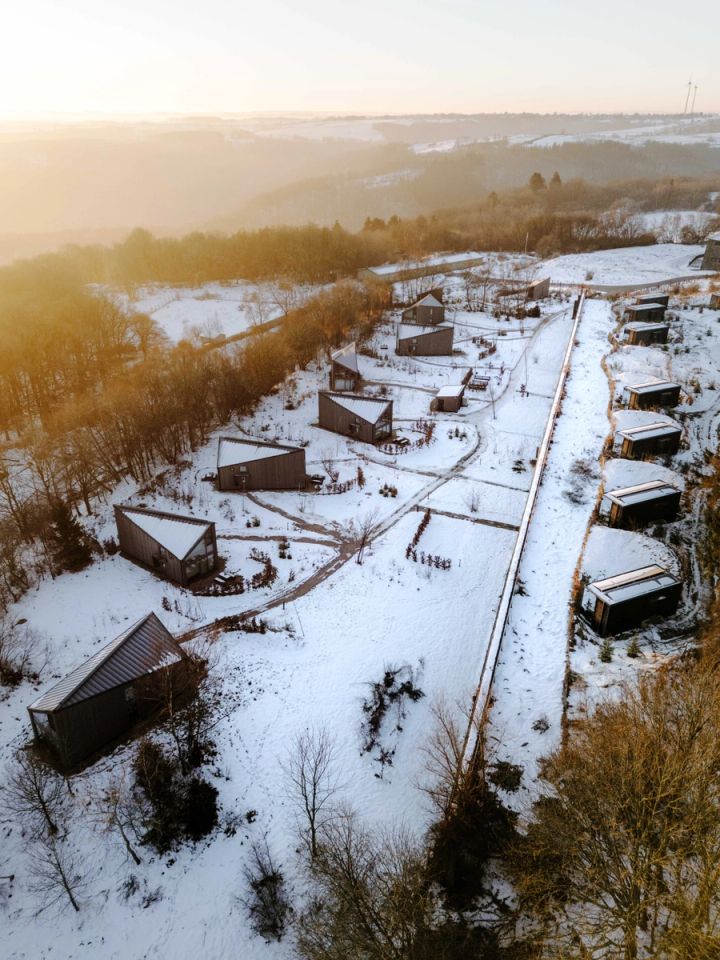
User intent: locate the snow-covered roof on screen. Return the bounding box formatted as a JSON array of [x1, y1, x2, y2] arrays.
[[117, 506, 213, 560], [605, 479, 680, 507], [436, 384, 465, 398], [625, 302, 666, 313], [588, 565, 680, 605], [331, 342, 359, 374], [217, 437, 301, 470], [29, 613, 185, 713], [619, 420, 682, 440], [625, 379, 680, 395], [322, 392, 391, 424], [624, 321, 669, 333], [412, 293, 443, 309], [706, 232, 720, 242], [397, 323, 452, 340]]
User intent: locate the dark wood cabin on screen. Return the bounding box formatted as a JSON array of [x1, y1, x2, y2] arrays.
[[636, 291, 670, 309], [396, 322, 454, 356], [623, 322, 669, 346], [217, 437, 307, 492], [702, 234, 720, 271], [28, 613, 190, 768], [317, 391, 393, 444], [114, 505, 217, 586], [618, 421, 682, 459], [711, 293, 720, 309], [330, 342, 361, 392], [526, 277, 551, 300], [623, 303, 667, 325], [431, 384, 466, 413], [624, 379, 681, 410], [604, 479, 681, 528], [586, 564, 682, 636], [401, 293, 445, 325]]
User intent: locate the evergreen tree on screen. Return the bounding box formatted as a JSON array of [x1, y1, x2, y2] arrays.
[[549, 170, 562, 188], [529, 172, 547, 192], [47, 500, 93, 573]]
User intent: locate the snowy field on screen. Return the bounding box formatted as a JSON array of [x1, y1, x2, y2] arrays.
[[543, 243, 709, 287], [0, 270, 579, 959], [110, 280, 308, 345], [2, 251, 719, 957]]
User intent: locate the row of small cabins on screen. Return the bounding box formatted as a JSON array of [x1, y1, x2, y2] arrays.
[[585, 289, 685, 636]]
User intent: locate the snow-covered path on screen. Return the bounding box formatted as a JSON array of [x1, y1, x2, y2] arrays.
[[488, 298, 613, 806]]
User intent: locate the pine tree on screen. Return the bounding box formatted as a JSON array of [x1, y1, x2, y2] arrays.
[[48, 500, 93, 573], [529, 172, 547, 192], [550, 170, 562, 189], [599, 637, 613, 663]]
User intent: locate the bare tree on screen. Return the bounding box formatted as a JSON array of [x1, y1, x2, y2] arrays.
[[320, 453, 339, 484], [355, 509, 380, 565], [284, 726, 341, 859], [29, 832, 84, 913], [93, 771, 143, 866], [5, 750, 64, 837]]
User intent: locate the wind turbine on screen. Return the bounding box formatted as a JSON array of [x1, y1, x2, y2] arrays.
[[683, 76, 693, 114], [691, 84, 699, 116]]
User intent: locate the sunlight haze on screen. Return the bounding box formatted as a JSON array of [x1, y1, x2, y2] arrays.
[[2, 0, 718, 116]]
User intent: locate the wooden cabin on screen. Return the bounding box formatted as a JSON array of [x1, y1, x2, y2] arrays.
[[318, 391, 393, 444], [710, 293, 720, 309], [28, 613, 190, 768], [114, 505, 217, 586], [396, 323, 454, 356], [636, 291, 670, 309], [702, 234, 720, 271], [618, 421, 682, 459], [431, 384, 466, 413], [330, 343, 361, 392], [401, 293, 445, 325], [623, 303, 667, 325], [623, 322, 669, 346], [217, 437, 307, 492], [586, 565, 682, 636], [526, 277, 551, 300], [623, 379, 681, 410], [603, 479, 681, 528]]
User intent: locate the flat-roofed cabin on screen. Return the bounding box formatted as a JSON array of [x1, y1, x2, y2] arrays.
[[431, 384, 466, 413], [624, 322, 669, 346], [624, 303, 667, 325], [618, 421, 682, 459], [623, 379, 681, 410], [636, 292, 670, 309], [603, 479, 681, 528], [586, 564, 682, 636]]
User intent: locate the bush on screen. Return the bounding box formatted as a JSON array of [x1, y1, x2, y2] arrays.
[[243, 839, 291, 941], [182, 777, 219, 841]]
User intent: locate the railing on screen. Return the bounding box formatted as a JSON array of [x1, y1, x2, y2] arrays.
[[458, 291, 587, 772]]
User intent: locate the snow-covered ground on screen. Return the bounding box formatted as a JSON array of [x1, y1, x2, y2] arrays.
[[543, 243, 709, 287], [111, 281, 309, 345], [2, 251, 719, 957]]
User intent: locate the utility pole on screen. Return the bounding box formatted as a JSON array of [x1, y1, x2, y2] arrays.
[[683, 77, 693, 114]]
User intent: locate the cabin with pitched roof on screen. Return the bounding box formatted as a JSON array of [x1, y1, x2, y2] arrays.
[[402, 293, 445, 325], [603, 479, 681, 528], [217, 437, 307, 492], [623, 321, 669, 346], [114, 505, 217, 586], [28, 613, 189, 767], [617, 421, 682, 459], [586, 565, 682, 636], [330, 343, 361, 392], [623, 379, 681, 410], [396, 322, 454, 356], [317, 391, 393, 444]]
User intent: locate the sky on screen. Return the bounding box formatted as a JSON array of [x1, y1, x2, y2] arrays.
[[0, 0, 717, 118]]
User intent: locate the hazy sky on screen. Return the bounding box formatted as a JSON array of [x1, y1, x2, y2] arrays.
[[1, 0, 717, 117]]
